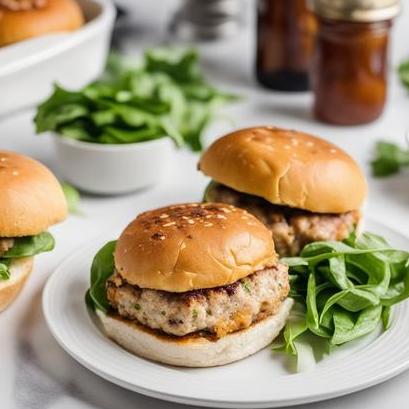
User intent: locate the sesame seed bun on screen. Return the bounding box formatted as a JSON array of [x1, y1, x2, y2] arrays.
[[114, 203, 277, 292], [0, 257, 33, 312], [0, 0, 84, 47], [0, 151, 67, 237], [199, 127, 367, 214], [96, 298, 294, 367]]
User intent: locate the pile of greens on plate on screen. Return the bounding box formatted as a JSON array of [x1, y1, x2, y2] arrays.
[[34, 48, 238, 151], [273, 231, 409, 369]]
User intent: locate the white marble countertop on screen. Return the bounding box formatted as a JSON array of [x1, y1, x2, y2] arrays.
[[2, 1, 409, 408]]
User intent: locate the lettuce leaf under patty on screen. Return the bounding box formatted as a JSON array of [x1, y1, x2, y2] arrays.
[[273, 231, 409, 369], [86, 240, 117, 313], [0, 232, 55, 281]]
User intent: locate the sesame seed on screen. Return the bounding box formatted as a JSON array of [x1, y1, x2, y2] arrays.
[[182, 216, 189, 220], [216, 214, 226, 219], [204, 222, 213, 227], [205, 214, 212, 218], [330, 149, 337, 153], [187, 220, 195, 224], [159, 214, 169, 219], [163, 222, 176, 227], [0, 157, 6, 162], [306, 141, 314, 147]]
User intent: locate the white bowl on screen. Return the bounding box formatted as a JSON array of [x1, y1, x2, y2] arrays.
[[0, 0, 116, 116], [53, 136, 174, 195]]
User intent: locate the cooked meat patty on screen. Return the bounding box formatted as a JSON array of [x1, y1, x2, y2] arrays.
[[107, 263, 289, 338], [207, 183, 360, 257], [0, 238, 14, 257]]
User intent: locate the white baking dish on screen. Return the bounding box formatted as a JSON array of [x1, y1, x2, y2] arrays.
[[0, 0, 116, 116]]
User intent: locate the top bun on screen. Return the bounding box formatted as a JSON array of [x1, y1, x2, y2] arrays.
[[0, 0, 84, 47], [199, 127, 367, 213], [0, 151, 67, 236], [114, 203, 277, 292]]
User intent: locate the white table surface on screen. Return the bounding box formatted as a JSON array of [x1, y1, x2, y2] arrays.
[[2, 1, 409, 408]]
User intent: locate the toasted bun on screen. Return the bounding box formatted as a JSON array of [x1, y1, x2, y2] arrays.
[[199, 127, 367, 213], [0, 0, 84, 47], [0, 257, 33, 312], [0, 151, 67, 236], [97, 298, 293, 367], [115, 203, 277, 292]]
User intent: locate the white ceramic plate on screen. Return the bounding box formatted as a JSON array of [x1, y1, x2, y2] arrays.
[[43, 219, 409, 408]]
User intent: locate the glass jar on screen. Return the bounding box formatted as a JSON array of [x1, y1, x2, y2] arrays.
[[256, 0, 316, 91], [310, 0, 400, 125]]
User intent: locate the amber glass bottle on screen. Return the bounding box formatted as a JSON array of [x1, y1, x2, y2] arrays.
[[256, 0, 316, 91], [310, 0, 399, 125]]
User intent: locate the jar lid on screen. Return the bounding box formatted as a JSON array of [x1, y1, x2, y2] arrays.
[[310, 0, 400, 22]]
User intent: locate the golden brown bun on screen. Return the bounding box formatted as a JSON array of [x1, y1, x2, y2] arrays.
[[115, 203, 277, 292], [0, 0, 84, 47], [0, 257, 33, 312], [199, 127, 367, 214], [96, 298, 293, 367], [0, 151, 67, 236]]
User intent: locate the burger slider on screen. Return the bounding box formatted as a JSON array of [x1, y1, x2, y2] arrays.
[[90, 203, 293, 367], [0, 151, 67, 311], [199, 127, 367, 257]]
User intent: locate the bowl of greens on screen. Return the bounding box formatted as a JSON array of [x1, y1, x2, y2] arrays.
[[52, 136, 173, 195], [34, 48, 237, 194]]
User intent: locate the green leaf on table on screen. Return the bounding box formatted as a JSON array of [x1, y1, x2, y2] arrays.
[[398, 58, 409, 89], [61, 182, 81, 214], [371, 141, 409, 177]]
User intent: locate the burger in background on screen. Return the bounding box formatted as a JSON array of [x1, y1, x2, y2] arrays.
[[0, 0, 84, 47], [88, 203, 293, 367], [199, 127, 367, 257], [0, 151, 67, 312]]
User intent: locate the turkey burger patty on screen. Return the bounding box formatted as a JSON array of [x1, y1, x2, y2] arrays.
[[107, 263, 289, 338], [92, 202, 293, 367], [199, 127, 367, 256], [205, 182, 360, 257]]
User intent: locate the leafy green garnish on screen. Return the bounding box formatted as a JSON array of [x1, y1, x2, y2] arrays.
[[0, 232, 55, 280], [87, 241, 117, 313], [274, 232, 409, 364], [35, 48, 238, 151], [371, 141, 409, 177], [241, 279, 252, 293], [2, 233, 55, 259], [398, 58, 409, 89], [61, 182, 81, 214], [0, 261, 10, 281]]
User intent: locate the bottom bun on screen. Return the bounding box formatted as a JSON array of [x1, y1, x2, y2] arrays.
[[0, 257, 33, 312], [97, 298, 294, 367]]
